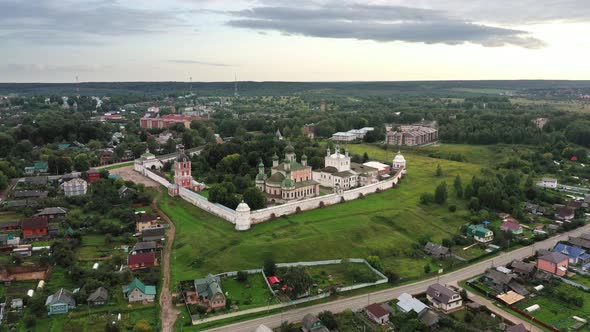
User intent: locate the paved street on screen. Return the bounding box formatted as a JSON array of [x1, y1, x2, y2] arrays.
[[204, 224, 590, 332]]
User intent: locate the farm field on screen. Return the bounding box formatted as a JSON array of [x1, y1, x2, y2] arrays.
[[513, 282, 590, 332], [161, 144, 485, 287]]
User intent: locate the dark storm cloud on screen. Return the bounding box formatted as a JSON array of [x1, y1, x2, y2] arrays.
[[226, 2, 546, 48], [0, 0, 183, 44]]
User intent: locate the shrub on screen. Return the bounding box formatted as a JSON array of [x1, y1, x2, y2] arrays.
[[420, 192, 434, 204], [448, 205, 457, 212], [236, 271, 248, 282]]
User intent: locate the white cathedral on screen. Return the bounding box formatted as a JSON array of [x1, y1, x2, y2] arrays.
[[312, 146, 406, 191]]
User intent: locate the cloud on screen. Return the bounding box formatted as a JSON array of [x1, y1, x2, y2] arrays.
[[226, 2, 546, 48], [0, 0, 185, 45], [1, 63, 109, 73], [167, 59, 235, 67]]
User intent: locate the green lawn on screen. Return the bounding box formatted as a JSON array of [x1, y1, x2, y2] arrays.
[[304, 262, 380, 289], [514, 282, 590, 331], [0, 211, 22, 222], [101, 161, 134, 171], [161, 144, 483, 287], [220, 273, 276, 310]]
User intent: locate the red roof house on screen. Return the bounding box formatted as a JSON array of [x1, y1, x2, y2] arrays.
[[365, 303, 391, 324], [87, 169, 101, 183], [267, 276, 280, 285], [21, 217, 48, 240], [500, 221, 523, 234], [127, 253, 157, 270], [571, 156, 578, 161]]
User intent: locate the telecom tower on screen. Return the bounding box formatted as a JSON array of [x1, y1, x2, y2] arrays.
[[234, 74, 239, 98], [75, 75, 80, 96], [189, 76, 192, 94]]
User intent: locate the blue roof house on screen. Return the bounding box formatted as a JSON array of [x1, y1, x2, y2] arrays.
[[553, 243, 590, 265]]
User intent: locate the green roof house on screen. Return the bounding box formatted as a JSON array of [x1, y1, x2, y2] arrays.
[[123, 278, 156, 303], [45, 288, 76, 315], [194, 274, 226, 310], [467, 225, 494, 243]]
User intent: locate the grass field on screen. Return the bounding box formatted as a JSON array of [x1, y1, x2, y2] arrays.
[[304, 262, 380, 289], [161, 143, 484, 288], [513, 282, 590, 331], [100, 161, 135, 171], [220, 273, 276, 310]]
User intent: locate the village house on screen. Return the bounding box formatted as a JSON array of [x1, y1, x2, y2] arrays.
[[119, 185, 137, 199], [482, 269, 529, 296], [537, 252, 569, 276], [87, 169, 101, 183], [23, 162, 48, 175], [552, 243, 590, 265], [123, 278, 156, 303], [135, 214, 160, 233], [555, 207, 575, 221], [21, 216, 48, 240], [364, 303, 391, 324], [466, 224, 494, 243], [500, 220, 523, 234], [87, 287, 109, 306], [301, 313, 330, 332], [569, 233, 590, 250], [424, 242, 450, 259], [194, 274, 226, 310], [22, 176, 48, 187], [506, 323, 528, 332], [141, 227, 165, 242], [426, 283, 463, 312], [396, 293, 428, 315], [536, 177, 557, 189], [131, 241, 158, 254], [127, 252, 158, 270], [34, 207, 68, 220], [45, 288, 76, 315], [13, 190, 48, 200], [510, 260, 536, 278], [62, 178, 88, 196]]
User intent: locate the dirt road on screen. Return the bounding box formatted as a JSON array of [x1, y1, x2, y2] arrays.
[[152, 197, 180, 332]]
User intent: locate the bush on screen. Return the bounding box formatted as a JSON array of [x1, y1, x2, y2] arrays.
[[420, 192, 435, 205], [366, 256, 383, 271], [318, 311, 338, 330], [448, 205, 457, 212], [236, 271, 248, 282]]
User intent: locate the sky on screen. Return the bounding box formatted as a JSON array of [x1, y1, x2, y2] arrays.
[[1, 0, 589, 82]]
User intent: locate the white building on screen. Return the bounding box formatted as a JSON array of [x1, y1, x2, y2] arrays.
[[331, 132, 357, 142], [313, 146, 378, 190], [62, 178, 87, 197], [392, 151, 407, 174], [331, 127, 374, 142], [134, 150, 163, 172], [536, 177, 557, 189]]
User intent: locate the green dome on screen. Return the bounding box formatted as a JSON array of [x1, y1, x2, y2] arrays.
[[285, 144, 295, 153], [272, 153, 279, 160], [258, 161, 265, 168], [301, 154, 308, 160], [282, 178, 294, 187], [256, 172, 267, 181], [284, 158, 291, 164]]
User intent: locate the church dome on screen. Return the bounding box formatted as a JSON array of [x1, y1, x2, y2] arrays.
[[176, 153, 189, 162], [236, 201, 251, 212], [393, 152, 406, 163], [285, 144, 295, 153], [272, 153, 279, 160], [301, 154, 308, 160], [282, 178, 294, 187]]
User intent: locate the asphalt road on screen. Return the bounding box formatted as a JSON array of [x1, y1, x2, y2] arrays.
[[204, 224, 590, 332]]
